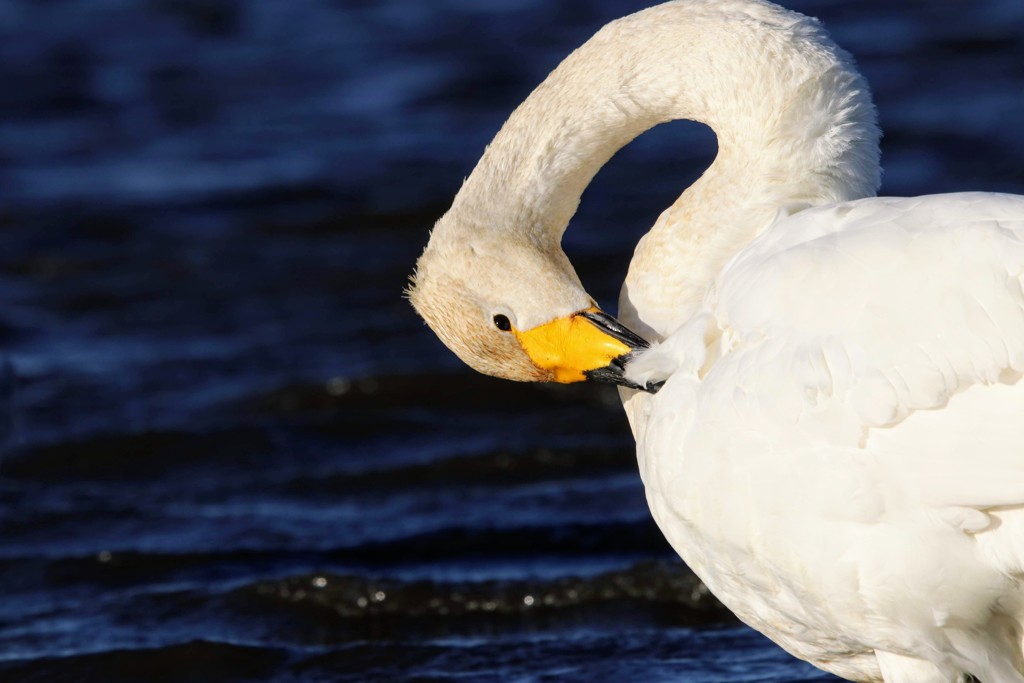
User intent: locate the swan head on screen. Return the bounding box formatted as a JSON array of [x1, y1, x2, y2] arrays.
[[408, 218, 654, 390]]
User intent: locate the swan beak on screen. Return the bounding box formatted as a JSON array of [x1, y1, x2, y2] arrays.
[[514, 307, 659, 392]]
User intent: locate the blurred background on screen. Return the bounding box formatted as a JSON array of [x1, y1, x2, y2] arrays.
[[0, 0, 1021, 681]]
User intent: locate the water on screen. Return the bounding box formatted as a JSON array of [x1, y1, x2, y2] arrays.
[[0, 0, 1022, 680]]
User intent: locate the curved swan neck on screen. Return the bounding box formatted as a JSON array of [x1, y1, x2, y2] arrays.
[[441, 0, 880, 331]]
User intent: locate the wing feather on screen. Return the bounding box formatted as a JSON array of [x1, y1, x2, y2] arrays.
[[631, 192, 1024, 563]]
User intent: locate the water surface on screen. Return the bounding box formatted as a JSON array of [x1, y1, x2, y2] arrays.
[[1, 0, 1022, 680]]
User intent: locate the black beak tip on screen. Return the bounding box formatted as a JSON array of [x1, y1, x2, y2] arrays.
[[584, 353, 663, 394], [577, 309, 661, 393], [644, 380, 664, 394]]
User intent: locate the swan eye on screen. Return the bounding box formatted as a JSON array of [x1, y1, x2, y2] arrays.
[[493, 314, 512, 331]]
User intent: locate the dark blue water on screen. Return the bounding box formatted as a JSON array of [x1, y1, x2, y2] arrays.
[[0, 0, 1022, 680]]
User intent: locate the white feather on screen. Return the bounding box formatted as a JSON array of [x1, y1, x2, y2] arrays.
[[627, 193, 1024, 681]]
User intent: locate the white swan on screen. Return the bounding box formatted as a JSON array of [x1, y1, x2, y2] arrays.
[[408, 1, 1024, 681]]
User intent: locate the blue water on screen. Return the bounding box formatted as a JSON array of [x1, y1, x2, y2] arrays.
[[0, 0, 1022, 680]]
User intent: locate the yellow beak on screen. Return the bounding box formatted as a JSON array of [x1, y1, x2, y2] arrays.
[[513, 306, 654, 389]]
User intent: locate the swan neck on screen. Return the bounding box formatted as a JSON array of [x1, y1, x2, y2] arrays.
[[448, 2, 878, 252], [451, 48, 666, 242], [440, 1, 880, 341]]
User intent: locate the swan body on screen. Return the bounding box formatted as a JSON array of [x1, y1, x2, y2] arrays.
[[626, 192, 1024, 682], [409, 1, 1024, 681]]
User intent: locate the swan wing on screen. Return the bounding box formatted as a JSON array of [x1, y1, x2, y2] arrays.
[[725, 192, 1024, 507], [632, 191, 1024, 563], [621, 193, 1024, 677]]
